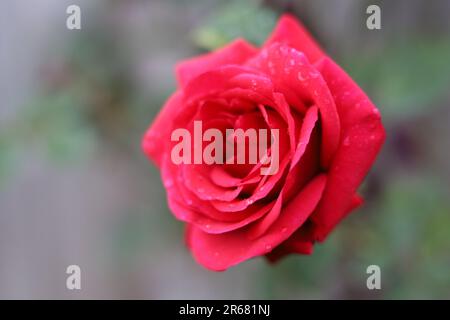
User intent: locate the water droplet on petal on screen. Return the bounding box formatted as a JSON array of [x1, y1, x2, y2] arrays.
[[309, 70, 319, 78], [281, 227, 288, 233], [280, 45, 288, 55], [297, 71, 306, 81], [343, 136, 350, 146], [261, 49, 268, 59], [164, 179, 174, 188]]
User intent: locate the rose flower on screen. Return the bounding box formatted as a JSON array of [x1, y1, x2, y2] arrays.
[[142, 14, 385, 271]]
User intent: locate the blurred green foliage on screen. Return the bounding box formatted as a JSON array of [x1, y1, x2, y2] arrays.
[[0, 134, 17, 183], [344, 39, 450, 123], [192, 1, 277, 50], [24, 92, 96, 161]]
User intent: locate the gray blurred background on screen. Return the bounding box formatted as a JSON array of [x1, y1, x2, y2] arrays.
[[1, 0, 450, 299]]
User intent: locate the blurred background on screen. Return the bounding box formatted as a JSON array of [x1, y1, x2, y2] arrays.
[[1, 0, 450, 299]]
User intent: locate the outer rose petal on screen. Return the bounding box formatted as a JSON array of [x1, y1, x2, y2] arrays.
[[265, 239, 313, 263], [176, 39, 259, 87], [310, 57, 385, 241], [168, 197, 274, 234], [142, 92, 183, 167], [263, 14, 325, 63], [265, 194, 363, 263], [183, 65, 275, 107], [249, 43, 340, 168], [186, 174, 327, 271]]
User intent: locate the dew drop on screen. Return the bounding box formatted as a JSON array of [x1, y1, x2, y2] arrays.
[[145, 140, 155, 149], [343, 136, 350, 146], [297, 71, 306, 81], [281, 227, 288, 233], [164, 179, 174, 188], [309, 70, 319, 78], [261, 49, 268, 59]]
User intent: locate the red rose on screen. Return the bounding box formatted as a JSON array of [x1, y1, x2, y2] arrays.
[[142, 14, 385, 271]]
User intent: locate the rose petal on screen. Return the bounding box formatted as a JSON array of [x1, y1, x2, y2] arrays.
[[186, 174, 327, 271], [249, 43, 341, 168], [183, 66, 275, 108], [290, 105, 319, 169], [247, 192, 283, 239], [309, 57, 385, 241], [246, 106, 320, 239], [210, 157, 290, 213], [182, 165, 243, 202], [142, 92, 184, 167], [210, 166, 261, 187], [265, 239, 313, 263], [169, 197, 274, 234], [176, 39, 258, 87], [263, 14, 325, 64]]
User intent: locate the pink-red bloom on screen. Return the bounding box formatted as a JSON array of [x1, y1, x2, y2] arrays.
[[142, 14, 385, 271]]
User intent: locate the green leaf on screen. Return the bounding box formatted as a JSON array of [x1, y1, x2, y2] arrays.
[[192, 1, 277, 50]]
